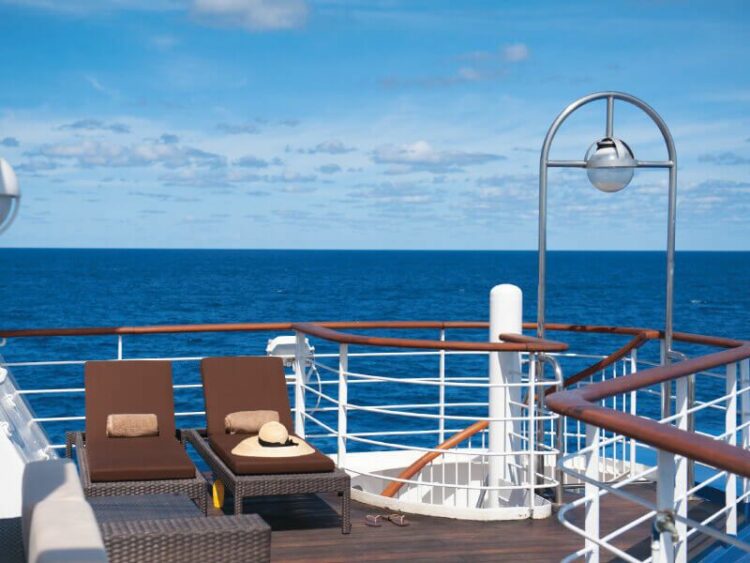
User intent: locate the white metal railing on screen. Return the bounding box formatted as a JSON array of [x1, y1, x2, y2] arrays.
[[556, 356, 750, 563], [3, 325, 748, 551]]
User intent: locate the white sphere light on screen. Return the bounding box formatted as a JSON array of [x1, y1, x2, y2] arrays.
[[584, 137, 636, 193], [0, 158, 20, 234]]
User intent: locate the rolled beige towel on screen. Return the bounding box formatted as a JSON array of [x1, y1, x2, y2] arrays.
[[225, 410, 279, 434], [106, 413, 159, 438]]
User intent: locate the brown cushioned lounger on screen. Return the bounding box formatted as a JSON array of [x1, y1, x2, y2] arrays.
[[186, 356, 351, 533], [202, 356, 334, 475], [66, 360, 207, 513]]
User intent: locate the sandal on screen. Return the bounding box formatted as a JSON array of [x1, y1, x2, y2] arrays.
[[365, 514, 385, 527], [387, 514, 409, 527]]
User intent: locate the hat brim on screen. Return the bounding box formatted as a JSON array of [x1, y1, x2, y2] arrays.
[[231, 435, 316, 458]]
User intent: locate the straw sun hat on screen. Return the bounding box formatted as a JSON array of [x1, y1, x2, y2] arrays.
[[231, 421, 314, 458]]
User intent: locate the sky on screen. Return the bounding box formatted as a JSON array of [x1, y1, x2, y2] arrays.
[[0, 0, 748, 250]]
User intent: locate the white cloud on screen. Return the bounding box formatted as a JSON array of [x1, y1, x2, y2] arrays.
[[698, 152, 750, 166], [318, 163, 341, 174], [233, 155, 282, 168], [27, 138, 225, 169], [302, 140, 356, 154], [502, 43, 530, 63], [372, 141, 504, 174], [59, 119, 130, 134], [191, 0, 308, 31], [217, 122, 260, 135]]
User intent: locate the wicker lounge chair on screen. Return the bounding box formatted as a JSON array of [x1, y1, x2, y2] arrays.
[[66, 360, 208, 513], [185, 356, 351, 533]]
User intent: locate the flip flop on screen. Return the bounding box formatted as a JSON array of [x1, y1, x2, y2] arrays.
[[365, 514, 385, 527], [387, 514, 409, 527]]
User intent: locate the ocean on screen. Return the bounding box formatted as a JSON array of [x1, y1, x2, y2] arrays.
[[1, 249, 748, 454]]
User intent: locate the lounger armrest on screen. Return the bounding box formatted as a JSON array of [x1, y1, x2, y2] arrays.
[[184, 429, 236, 487], [100, 513, 271, 563], [184, 429, 212, 458], [66, 431, 93, 489]]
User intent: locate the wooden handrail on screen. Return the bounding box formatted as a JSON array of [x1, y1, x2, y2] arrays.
[[0, 321, 486, 338], [546, 343, 750, 479], [1, 320, 740, 350], [291, 323, 569, 352], [380, 420, 489, 498], [546, 332, 651, 395]]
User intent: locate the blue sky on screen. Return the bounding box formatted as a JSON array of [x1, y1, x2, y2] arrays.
[[0, 0, 748, 249]]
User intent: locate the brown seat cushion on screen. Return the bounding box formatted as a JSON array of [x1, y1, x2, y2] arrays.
[[87, 437, 195, 482], [208, 433, 334, 476]]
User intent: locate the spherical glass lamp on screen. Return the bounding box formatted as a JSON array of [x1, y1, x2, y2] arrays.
[[0, 158, 20, 234], [584, 137, 636, 193]]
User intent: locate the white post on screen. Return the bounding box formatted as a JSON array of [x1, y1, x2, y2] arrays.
[[674, 376, 688, 563], [293, 331, 306, 438], [629, 348, 638, 476], [116, 335, 123, 360], [585, 423, 600, 563], [726, 362, 738, 535], [438, 329, 446, 444], [488, 284, 523, 508], [656, 449, 676, 563], [741, 359, 750, 506], [338, 343, 348, 468]]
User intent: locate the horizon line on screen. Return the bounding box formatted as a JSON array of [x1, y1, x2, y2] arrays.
[[1, 247, 748, 253]]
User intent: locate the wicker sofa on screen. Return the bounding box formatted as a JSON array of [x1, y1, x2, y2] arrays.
[[14, 459, 271, 563]]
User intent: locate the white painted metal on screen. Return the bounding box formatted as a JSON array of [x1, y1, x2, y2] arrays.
[[741, 359, 750, 507], [293, 330, 306, 438], [584, 423, 600, 563], [337, 343, 348, 468], [0, 365, 54, 518], [656, 450, 676, 563], [674, 373, 688, 563], [488, 284, 523, 508], [726, 362, 738, 535], [438, 328, 446, 444]]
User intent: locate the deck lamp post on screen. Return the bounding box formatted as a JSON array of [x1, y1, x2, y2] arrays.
[[537, 91, 677, 360], [0, 158, 20, 235]]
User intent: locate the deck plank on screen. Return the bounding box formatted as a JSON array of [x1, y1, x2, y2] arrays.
[[204, 483, 728, 562]]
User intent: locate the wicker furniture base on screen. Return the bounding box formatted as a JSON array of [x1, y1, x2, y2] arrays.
[[185, 429, 351, 534], [0, 517, 24, 563], [89, 493, 207, 523], [101, 514, 270, 563], [66, 431, 208, 514], [90, 495, 270, 563]]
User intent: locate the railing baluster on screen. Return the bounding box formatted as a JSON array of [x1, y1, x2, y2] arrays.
[[338, 343, 348, 469], [629, 349, 638, 476], [439, 328, 446, 444], [293, 331, 306, 438], [741, 359, 750, 507], [726, 362, 738, 535], [528, 355, 537, 516], [674, 372, 689, 563], [116, 335, 123, 360], [585, 423, 600, 563], [655, 449, 677, 563]]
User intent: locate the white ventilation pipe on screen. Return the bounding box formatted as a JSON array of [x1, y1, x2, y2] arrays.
[[488, 284, 523, 508]]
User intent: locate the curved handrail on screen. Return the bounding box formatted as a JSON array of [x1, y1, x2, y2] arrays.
[[380, 420, 489, 498], [292, 322, 569, 352], [546, 332, 651, 395], [546, 342, 750, 479]]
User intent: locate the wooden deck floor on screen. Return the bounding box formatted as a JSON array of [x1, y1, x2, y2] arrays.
[[215, 484, 726, 562]]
